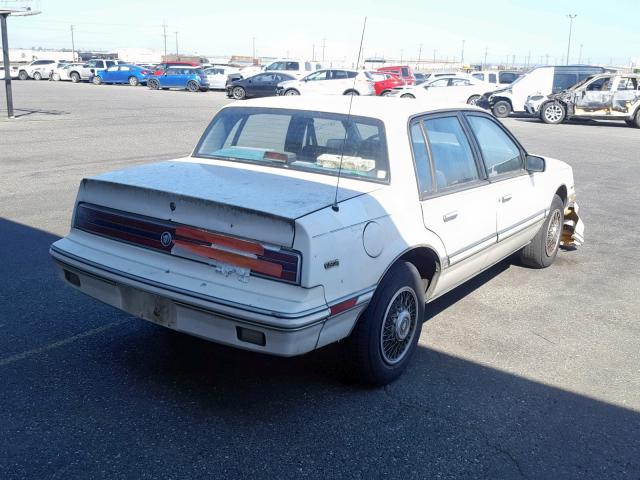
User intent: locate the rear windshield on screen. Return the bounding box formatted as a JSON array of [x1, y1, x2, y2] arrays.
[[194, 107, 389, 183]]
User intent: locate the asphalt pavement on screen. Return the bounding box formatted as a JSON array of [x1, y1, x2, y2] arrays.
[[1, 81, 639, 479]]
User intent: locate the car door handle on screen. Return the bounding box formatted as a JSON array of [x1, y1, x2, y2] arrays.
[[443, 211, 458, 222], [501, 194, 513, 203]]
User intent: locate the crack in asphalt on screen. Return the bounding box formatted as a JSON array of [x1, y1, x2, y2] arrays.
[[382, 384, 530, 479]]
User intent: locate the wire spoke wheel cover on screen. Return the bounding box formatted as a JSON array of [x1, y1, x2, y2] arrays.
[[545, 209, 562, 256], [380, 287, 418, 365]]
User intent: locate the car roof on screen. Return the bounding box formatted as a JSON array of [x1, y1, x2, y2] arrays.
[[223, 96, 485, 120]]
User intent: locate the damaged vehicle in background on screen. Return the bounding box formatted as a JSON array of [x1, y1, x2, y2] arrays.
[[49, 97, 584, 386], [389, 75, 496, 105], [477, 65, 605, 118], [530, 74, 640, 127]]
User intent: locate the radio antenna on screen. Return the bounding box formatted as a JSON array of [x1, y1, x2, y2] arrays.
[[331, 16, 367, 212]]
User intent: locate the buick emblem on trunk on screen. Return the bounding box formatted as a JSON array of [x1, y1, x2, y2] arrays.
[[160, 231, 173, 247]]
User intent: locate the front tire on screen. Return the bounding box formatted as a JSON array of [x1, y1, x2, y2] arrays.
[[343, 90, 359, 96], [147, 78, 160, 90], [18, 70, 28, 80], [33, 71, 42, 81], [633, 109, 640, 128], [283, 88, 299, 96], [344, 262, 424, 386], [70, 72, 80, 83], [92, 76, 102, 85], [128, 76, 139, 86], [400, 93, 415, 99], [492, 100, 511, 118], [186, 80, 199, 92], [541, 102, 566, 124], [232, 86, 247, 99], [520, 195, 564, 268], [380, 90, 393, 97]]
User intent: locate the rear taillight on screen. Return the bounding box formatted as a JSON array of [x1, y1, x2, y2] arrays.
[[74, 203, 301, 284], [141, 70, 149, 75]]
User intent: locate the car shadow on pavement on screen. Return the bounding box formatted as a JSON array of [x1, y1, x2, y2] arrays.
[[512, 117, 634, 128], [1, 217, 639, 479]]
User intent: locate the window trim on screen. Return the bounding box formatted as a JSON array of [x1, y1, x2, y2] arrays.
[[461, 111, 528, 183], [407, 110, 490, 201]]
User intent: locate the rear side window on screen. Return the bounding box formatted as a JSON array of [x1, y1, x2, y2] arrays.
[[331, 70, 349, 80], [618, 77, 639, 90], [422, 116, 479, 189], [466, 116, 523, 177], [489, 73, 497, 83], [472, 73, 484, 81], [409, 123, 433, 194], [553, 73, 578, 92], [304, 62, 311, 71], [401, 67, 409, 77], [286, 62, 299, 70], [499, 72, 517, 84]]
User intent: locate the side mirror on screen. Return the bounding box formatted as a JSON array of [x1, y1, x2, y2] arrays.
[[525, 155, 545, 173]]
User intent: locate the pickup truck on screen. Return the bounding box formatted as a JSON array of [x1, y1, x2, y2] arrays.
[[66, 59, 122, 83]]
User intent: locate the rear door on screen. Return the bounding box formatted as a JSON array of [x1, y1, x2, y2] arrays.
[[463, 113, 546, 253], [116, 65, 130, 83], [413, 114, 497, 272], [610, 76, 640, 116]]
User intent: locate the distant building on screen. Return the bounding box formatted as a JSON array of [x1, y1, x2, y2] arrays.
[[9, 48, 75, 63], [116, 48, 163, 64]]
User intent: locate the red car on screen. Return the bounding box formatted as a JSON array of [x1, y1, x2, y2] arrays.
[[151, 61, 199, 76], [376, 65, 416, 86], [368, 71, 405, 96]]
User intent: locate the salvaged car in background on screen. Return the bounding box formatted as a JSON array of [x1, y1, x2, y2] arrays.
[[530, 74, 640, 127], [50, 97, 583, 385]]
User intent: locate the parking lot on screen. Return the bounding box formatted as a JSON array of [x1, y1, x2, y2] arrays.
[[1, 81, 639, 479]]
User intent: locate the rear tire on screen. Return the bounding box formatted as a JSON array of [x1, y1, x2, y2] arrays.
[[232, 86, 247, 99], [492, 100, 511, 118], [380, 90, 393, 97], [343, 90, 359, 96], [70, 72, 80, 83], [343, 261, 424, 386], [186, 81, 199, 92], [519, 195, 564, 268], [128, 76, 139, 86], [18, 70, 28, 80], [52, 73, 60, 81], [467, 94, 481, 105], [92, 76, 102, 85], [400, 93, 415, 99], [541, 102, 566, 124], [147, 78, 160, 90], [633, 109, 640, 128], [283, 88, 299, 96]]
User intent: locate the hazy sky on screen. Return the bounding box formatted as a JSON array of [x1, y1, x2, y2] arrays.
[[4, 0, 639, 65]]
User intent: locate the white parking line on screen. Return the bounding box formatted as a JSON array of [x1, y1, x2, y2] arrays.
[[0, 319, 128, 367]]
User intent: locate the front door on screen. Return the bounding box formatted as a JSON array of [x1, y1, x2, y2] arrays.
[[463, 113, 546, 255], [573, 76, 614, 115]]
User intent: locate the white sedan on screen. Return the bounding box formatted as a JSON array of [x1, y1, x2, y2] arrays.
[[391, 75, 498, 105], [50, 96, 583, 385], [203, 66, 239, 89], [276, 69, 375, 96], [0, 65, 19, 79]]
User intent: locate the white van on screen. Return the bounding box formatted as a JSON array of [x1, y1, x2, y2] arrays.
[[477, 65, 605, 117], [263, 59, 321, 78]]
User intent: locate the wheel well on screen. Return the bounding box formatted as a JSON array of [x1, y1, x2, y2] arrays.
[[343, 89, 358, 95], [555, 185, 568, 206], [492, 96, 512, 108], [398, 247, 440, 282]]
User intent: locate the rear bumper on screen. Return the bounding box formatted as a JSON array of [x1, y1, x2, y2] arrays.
[[476, 96, 491, 110], [50, 243, 368, 357]]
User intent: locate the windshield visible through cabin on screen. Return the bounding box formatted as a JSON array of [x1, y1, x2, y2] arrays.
[[194, 107, 390, 183]]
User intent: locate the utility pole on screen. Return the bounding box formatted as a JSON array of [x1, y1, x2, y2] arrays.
[[545, 53, 549, 65], [512, 54, 515, 66], [460, 39, 465, 65], [416, 43, 422, 70], [566, 14, 577, 65], [312, 44, 315, 61], [578, 43, 583, 63], [174, 31, 178, 56], [433, 48, 436, 63], [70, 25, 76, 62], [400, 49, 403, 63], [252, 37, 256, 60], [162, 21, 168, 58], [483, 46, 488, 69], [526, 50, 531, 68], [321, 37, 326, 63], [1, 12, 14, 118]]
